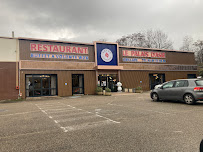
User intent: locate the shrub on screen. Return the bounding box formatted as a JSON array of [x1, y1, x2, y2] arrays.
[[95, 86, 103, 92], [136, 86, 142, 90], [105, 87, 111, 92]]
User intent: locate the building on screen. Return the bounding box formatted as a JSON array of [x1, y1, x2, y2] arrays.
[[0, 37, 197, 100], [0, 37, 19, 100]]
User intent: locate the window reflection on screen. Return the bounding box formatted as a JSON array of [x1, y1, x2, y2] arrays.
[[26, 74, 57, 97]]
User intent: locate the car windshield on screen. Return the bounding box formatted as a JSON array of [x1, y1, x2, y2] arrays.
[[195, 80, 203, 86]]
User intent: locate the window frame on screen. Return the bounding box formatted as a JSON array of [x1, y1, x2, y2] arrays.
[[25, 74, 58, 97]]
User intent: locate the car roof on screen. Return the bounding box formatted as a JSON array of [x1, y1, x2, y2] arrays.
[[171, 78, 203, 81]]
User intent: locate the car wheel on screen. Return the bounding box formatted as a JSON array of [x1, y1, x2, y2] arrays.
[[151, 93, 159, 102], [184, 94, 196, 105]]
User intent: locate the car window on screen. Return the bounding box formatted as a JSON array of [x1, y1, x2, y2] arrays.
[[174, 80, 188, 87], [195, 80, 203, 86], [162, 81, 174, 89]]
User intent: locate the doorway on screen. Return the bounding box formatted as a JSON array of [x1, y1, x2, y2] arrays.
[[25, 74, 57, 97], [149, 74, 165, 90], [187, 74, 196, 79], [72, 74, 84, 94], [98, 74, 118, 92]]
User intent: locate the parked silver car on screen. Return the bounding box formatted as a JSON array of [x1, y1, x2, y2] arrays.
[[150, 78, 203, 105]]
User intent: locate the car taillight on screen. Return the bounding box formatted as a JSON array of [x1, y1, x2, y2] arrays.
[[194, 87, 203, 91]]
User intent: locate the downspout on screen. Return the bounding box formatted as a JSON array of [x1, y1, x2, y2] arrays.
[[15, 38, 20, 98]]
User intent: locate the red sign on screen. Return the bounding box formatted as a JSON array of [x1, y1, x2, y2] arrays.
[[30, 43, 88, 54], [122, 50, 165, 58]]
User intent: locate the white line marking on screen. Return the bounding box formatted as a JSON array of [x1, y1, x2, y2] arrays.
[[50, 112, 91, 118], [39, 106, 69, 110], [55, 115, 99, 123], [36, 102, 120, 132], [36, 104, 67, 132], [44, 108, 75, 111], [60, 127, 67, 132], [45, 109, 76, 114], [96, 114, 120, 123], [63, 120, 114, 132], [64, 103, 120, 123], [41, 110, 48, 115]]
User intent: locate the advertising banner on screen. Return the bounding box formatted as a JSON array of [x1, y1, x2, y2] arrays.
[[122, 50, 165, 58]]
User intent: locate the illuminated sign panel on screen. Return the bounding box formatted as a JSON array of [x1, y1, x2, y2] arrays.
[[122, 50, 165, 58], [30, 43, 88, 54]]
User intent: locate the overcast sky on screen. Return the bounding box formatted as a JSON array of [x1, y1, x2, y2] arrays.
[[0, 0, 202, 49]]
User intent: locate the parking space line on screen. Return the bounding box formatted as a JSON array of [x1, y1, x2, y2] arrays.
[[45, 109, 76, 114], [35, 102, 120, 133], [50, 112, 91, 118], [95, 114, 120, 123], [43, 108, 75, 111], [39, 106, 72, 110], [62, 120, 113, 132], [55, 115, 98, 123], [62, 103, 120, 123]]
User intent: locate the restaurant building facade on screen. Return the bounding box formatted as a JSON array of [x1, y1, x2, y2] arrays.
[[0, 37, 198, 100]]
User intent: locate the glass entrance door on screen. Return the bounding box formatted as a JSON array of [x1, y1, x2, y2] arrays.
[[98, 74, 118, 92], [72, 74, 84, 94], [26, 74, 57, 97], [149, 74, 165, 90]]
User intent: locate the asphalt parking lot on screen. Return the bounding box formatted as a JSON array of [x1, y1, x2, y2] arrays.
[[0, 92, 203, 152]]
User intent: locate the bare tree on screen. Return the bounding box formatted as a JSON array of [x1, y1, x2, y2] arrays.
[[116, 29, 173, 50], [145, 29, 173, 50], [116, 32, 146, 47], [194, 40, 203, 64], [179, 36, 194, 52]]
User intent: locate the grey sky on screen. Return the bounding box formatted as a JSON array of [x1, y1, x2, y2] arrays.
[[0, 0, 203, 49]]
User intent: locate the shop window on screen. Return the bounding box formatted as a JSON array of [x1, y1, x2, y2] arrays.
[[25, 74, 57, 97]]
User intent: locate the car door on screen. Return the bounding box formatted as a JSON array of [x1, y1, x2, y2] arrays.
[[158, 81, 175, 100], [172, 80, 189, 101]]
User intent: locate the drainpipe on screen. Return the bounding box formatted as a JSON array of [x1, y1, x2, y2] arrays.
[[15, 37, 21, 99]]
